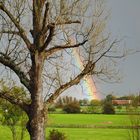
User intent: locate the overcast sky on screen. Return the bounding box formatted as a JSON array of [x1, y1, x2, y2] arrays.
[[64, 0, 140, 99], [99, 0, 140, 97]]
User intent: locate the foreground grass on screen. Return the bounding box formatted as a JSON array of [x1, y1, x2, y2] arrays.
[[47, 128, 128, 140], [0, 114, 133, 139], [0, 125, 128, 140]]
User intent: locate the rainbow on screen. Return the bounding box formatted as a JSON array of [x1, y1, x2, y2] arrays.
[[72, 48, 99, 100]]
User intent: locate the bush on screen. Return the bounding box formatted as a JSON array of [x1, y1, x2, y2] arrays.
[[63, 102, 80, 113], [102, 102, 115, 114], [116, 105, 122, 110], [48, 129, 67, 140], [87, 106, 101, 114], [48, 105, 56, 112]]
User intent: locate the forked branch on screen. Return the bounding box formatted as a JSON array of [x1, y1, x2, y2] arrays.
[[45, 39, 88, 57], [40, 24, 55, 51], [0, 2, 32, 50], [47, 61, 95, 103], [94, 40, 118, 63]]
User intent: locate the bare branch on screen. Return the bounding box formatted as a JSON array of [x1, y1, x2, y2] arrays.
[[94, 40, 118, 63], [0, 2, 32, 50], [40, 24, 55, 51], [0, 30, 20, 35], [55, 20, 81, 25], [44, 78, 55, 101], [45, 39, 88, 57], [42, 2, 49, 30], [47, 61, 95, 103], [0, 53, 30, 91], [104, 54, 125, 58], [40, 19, 81, 52]]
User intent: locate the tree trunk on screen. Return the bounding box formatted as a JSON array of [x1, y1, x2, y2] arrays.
[[26, 106, 46, 140], [26, 52, 46, 140]]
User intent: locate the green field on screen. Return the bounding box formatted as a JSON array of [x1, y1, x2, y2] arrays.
[[0, 114, 135, 140], [48, 114, 130, 127], [0, 126, 129, 140], [46, 128, 128, 140]]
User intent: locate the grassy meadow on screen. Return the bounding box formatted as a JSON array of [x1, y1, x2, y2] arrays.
[[46, 128, 128, 140], [0, 125, 129, 140], [47, 114, 130, 127], [0, 114, 134, 140]]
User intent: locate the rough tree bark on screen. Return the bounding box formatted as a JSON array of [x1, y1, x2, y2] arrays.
[[27, 52, 46, 140]]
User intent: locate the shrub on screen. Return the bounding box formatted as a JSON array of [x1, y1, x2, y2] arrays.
[[48, 105, 56, 112], [48, 129, 67, 140], [116, 105, 122, 110], [87, 106, 101, 114], [102, 102, 115, 114], [90, 99, 101, 106], [63, 102, 80, 113]]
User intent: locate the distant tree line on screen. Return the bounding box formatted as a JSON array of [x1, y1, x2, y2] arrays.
[[49, 93, 140, 114]]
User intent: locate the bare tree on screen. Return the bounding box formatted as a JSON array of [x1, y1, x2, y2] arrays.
[[0, 0, 125, 140]]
